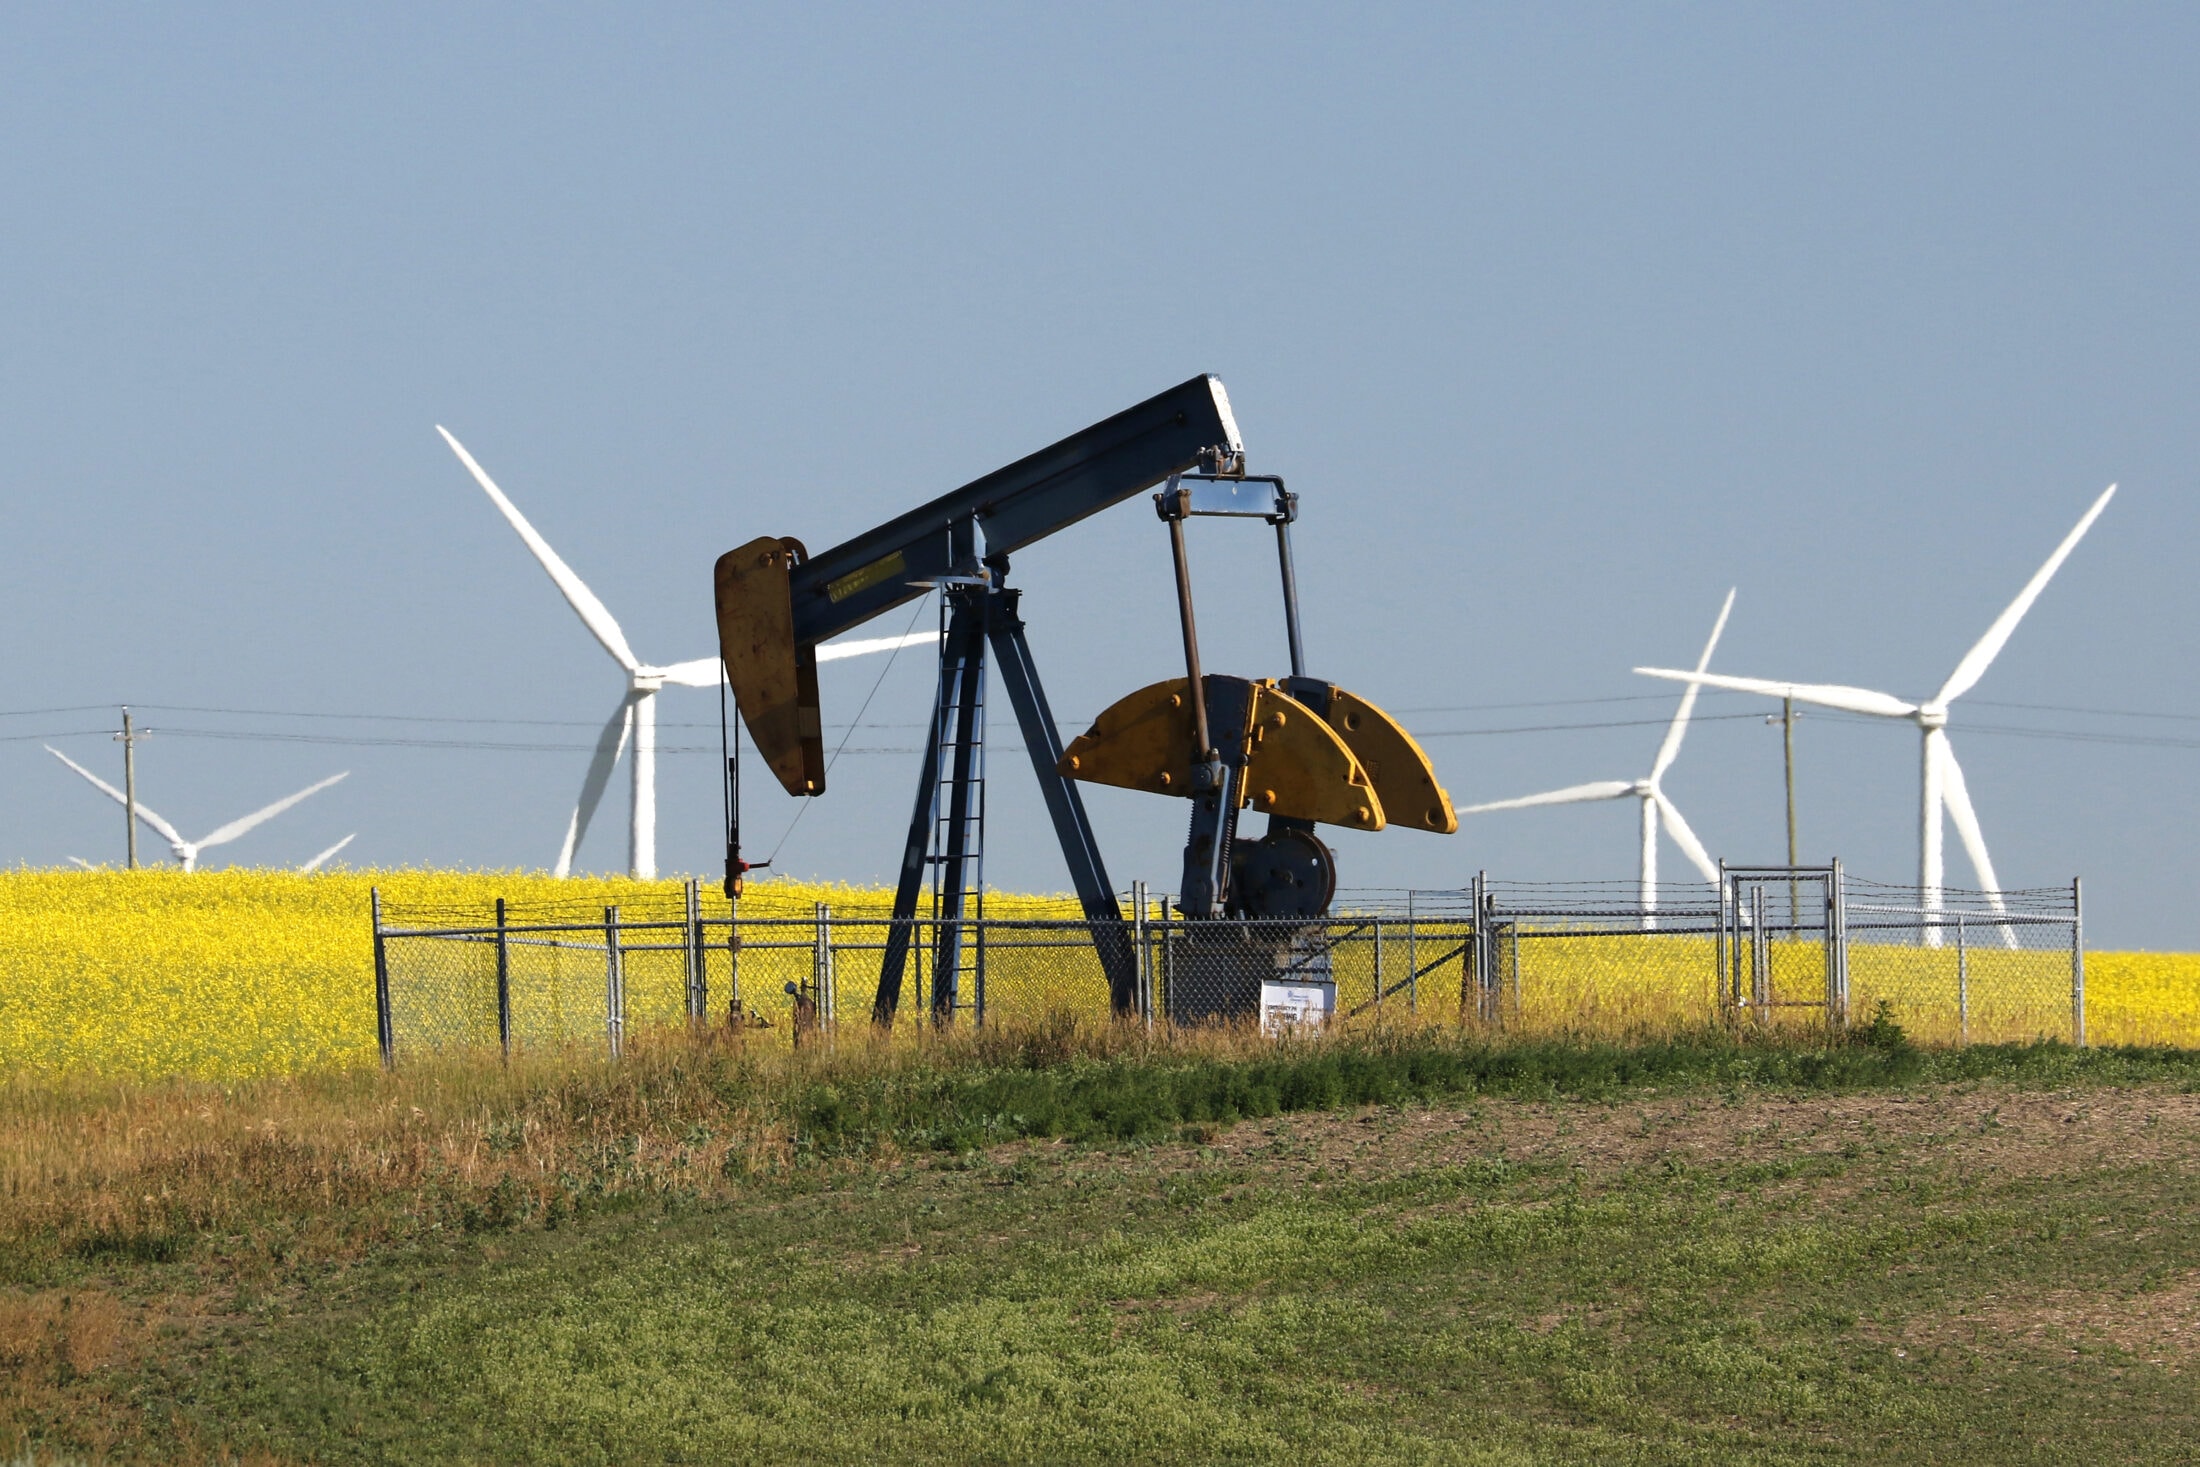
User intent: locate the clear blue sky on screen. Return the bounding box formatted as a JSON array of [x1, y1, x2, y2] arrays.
[[4, 4, 2194, 945]]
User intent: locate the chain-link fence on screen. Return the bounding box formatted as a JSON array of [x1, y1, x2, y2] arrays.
[[369, 870, 2084, 1062], [1471, 879, 1727, 1033], [1840, 878, 2084, 1044]]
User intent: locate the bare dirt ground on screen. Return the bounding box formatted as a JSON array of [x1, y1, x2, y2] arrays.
[[1190, 1083, 2200, 1182]]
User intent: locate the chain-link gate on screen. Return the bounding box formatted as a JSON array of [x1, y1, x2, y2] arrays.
[[1719, 864, 1848, 1028]]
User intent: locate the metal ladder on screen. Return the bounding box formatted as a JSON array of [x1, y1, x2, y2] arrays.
[[927, 584, 988, 1021]]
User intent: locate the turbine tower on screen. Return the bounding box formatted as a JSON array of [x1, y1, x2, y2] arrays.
[[1636, 484, 2116, 942], [1460, 590, 1734, 916], [437, 428, 935, 879], [48, 748, 348, 871]]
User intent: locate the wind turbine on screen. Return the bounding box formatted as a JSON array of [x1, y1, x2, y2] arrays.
[[1460, 590, 1735, 919], [1636, 484, 2116, 943], [47, 748, 348, 872], [436, 427, 936, 880]]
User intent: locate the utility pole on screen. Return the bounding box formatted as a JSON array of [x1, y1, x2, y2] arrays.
[[117, 707, 141, 870], [1782, 694, 1798, 868], [1767, 696, 1799, 929]]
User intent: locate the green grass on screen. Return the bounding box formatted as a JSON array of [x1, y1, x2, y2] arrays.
[[8, 1026, 2200, 1462]]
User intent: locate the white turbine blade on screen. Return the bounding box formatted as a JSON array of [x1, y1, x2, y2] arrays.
[[1934, 483, 2117, 708], [46, 747, 131, 805], [656, 657, 724, 688], [1634, 668, 1918, 720], [68, 857, 94, 871], [198, 772, 349, 850], [301, 834, 355, 873], [1460, 780, 1635, 814], [45, 746, 185, 846], [557, 699, 633, 877], [816, 630, 940, 663], [436, 426, 642, 673], [1936, 740, 2009, 903], [652, 630, 939, 688], [1649, 587, 1735, 783], [1650, 788, 1721, 886]]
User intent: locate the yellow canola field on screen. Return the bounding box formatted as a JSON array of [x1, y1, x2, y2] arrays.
[[2, 869, 2197, 1080], [2084, 951, 2200, 1049], [1495, 937, 2200, 1045], [0, 869, 914, 1082]]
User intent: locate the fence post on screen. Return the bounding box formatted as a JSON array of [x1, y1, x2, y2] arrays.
[[1468, 870, 1491, 1024], [604, 905, 624, 1059], [1830, 857, 1849, 1029], [1131, 881, 1151, 1029], [2072, 876, 2086, 1048], [813, 902, 836, 1036], [495, 896, 511, 1062], [1956, 914, 1968, 1046], [371, 886, 393, 1070], [685, 876, 706, 1026]]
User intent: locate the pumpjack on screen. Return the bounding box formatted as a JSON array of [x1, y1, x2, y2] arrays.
[[713, 375, 1455, 1026]]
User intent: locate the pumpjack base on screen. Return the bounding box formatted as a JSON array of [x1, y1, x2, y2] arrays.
[[1164, 919, 1335, 1026]]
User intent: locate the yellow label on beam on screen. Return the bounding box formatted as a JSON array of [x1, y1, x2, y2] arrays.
[[826, 551, 907, 604]]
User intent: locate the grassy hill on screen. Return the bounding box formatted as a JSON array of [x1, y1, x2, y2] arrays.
[[5, 1024, 2200, 1462]]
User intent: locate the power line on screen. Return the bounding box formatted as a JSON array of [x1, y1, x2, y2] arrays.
[[1967, 698, 2200, 724], [1394, 692, 1692, 714], [18, 687, 2193, 734], [0, 729, 123, 744], [1808, 711, 2200, 752], [1415, 711, 1769, 738], [18, 692, 2200, 757]]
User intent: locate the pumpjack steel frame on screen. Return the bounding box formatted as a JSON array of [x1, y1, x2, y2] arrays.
[[715, 373, 1453, 1028]]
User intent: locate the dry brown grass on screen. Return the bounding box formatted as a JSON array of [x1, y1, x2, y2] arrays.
[[0, 1011, 1353, 1275], [1, 1031, 781, 1275]]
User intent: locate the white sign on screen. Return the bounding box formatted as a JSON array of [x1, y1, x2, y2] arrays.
[[1260, 979, 1335, 1034]]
